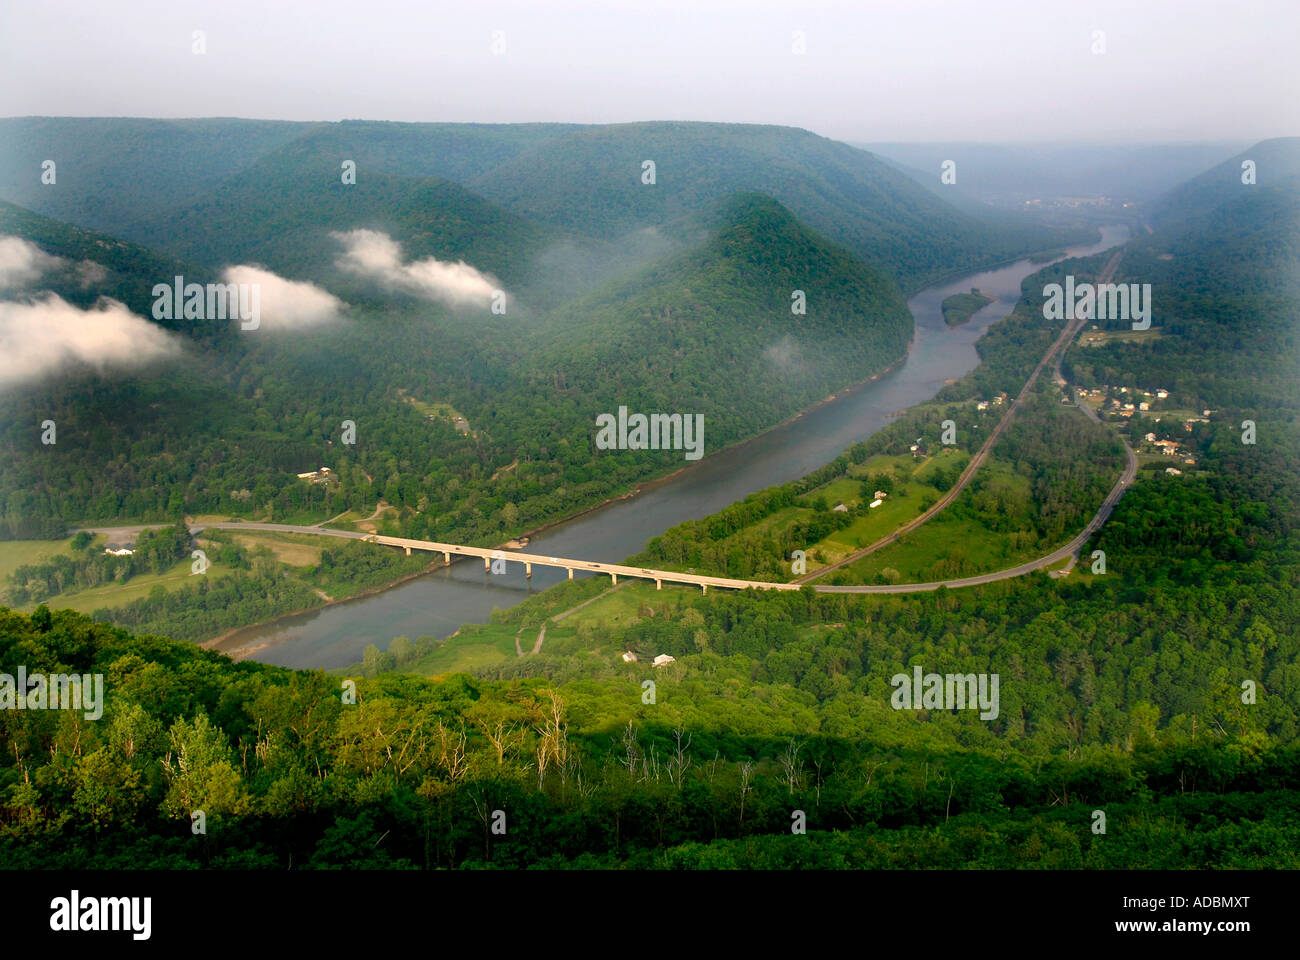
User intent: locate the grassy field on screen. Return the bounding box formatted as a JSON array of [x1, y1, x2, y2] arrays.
[[797, 452, 960, 572], [18, 555, 233, 615], [828, 460, 1047, 583], [1078, 328, 1166, 347], [408, 579, 689, 675], [399, 392, 468, 426], [228, 531, 323, 566], [0, 537, 78, 583], [412, 624, 519, 675]]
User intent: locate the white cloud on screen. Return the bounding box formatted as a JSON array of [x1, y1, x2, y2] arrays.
[[331, 229, 501, 309], [0, 236, 62, 290], [74, 260, 110, 288], [0, 293, 180, 388], [221, 265, 343, 329]]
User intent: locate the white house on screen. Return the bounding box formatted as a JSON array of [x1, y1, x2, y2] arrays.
[[652, 654, 676, 667], [869, 499, 883, 509], [621, 651, 638, 663]]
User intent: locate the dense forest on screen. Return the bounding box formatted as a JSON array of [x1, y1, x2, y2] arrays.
[[0, 126, 1296, 870], [1, 603, 1296, 869], [0, 192, 914, 550]]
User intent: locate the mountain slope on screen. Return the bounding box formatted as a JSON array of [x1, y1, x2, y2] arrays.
[[468, 121, 1087, 291], [0, 200, 224, 338], [517, 192, 913, 448], [0, 117, 305, 237], [1150, 137, 1300, 228]]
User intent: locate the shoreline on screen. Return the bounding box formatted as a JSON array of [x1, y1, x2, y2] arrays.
[[197, 348, 914, 655], [173, 233, 1128, 656], [202, 558, 445, 657]]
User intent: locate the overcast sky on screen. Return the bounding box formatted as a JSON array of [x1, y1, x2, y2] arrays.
[[1, 0, 1295, 142]]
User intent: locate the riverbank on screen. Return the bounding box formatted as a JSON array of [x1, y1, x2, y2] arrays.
[[200, 348, 913, 655], [209, 224, 1132, 669], [201, 555, 447, 659]]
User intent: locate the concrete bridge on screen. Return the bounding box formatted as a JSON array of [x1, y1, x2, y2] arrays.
[[195, 522, 793, 594]]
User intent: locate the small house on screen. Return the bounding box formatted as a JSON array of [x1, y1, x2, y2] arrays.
[[652, 654, 676, 668]]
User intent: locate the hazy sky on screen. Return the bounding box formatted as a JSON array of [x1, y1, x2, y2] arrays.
[[1, 0, 1295, 142]]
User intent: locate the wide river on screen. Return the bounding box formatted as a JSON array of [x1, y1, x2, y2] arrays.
[[215, 224, 1130, 669]]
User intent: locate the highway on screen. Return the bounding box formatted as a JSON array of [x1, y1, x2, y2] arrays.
[[77, 250, 1137, 599], [796, 247, 1126, 585]]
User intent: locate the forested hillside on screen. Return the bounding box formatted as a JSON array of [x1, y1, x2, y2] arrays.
[[1, 118, 1090, 295], [1150, 136, 1300, 228], [0, 186, 911, 566]]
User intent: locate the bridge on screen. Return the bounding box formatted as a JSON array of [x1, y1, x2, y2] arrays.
[[89, 250, 1136, 601], [193, 522, 798, 594]]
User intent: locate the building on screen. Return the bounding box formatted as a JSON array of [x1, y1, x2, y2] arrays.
[[104, 546, 133, 557], [621, 651, 638, 663], [1165, 467, 1183, 476], [296, 467, 334, 483], [832, 503, 848, 513], [873, 491, 888, 500], [869, 499, 883, 509], [652, 654, 676, 667], [1144, 432, 1157, 442]]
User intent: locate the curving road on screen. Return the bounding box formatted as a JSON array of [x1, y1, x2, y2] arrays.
[[796, 248, 1126, 585], [75, 250, 1137, 599]]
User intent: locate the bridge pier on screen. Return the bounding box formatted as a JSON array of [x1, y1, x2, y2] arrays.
[[611, 573, 617, 586], [701, 584, 708, 594], [567, 568, 573, 580], [443, 551, 451, 565], [483, 556, 490, 572], [655, 579, 662, 591], [525, 562, 532, 579], [404, 546, 411, 556]]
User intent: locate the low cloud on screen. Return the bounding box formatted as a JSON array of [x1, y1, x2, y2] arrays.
[[222, 265, 343, 329], [0, 236, 62, 290], [332, 229, 501, 309], [74, 261, 110, 288], [0, 293, 180, 388], [763, 335, 808, 376]]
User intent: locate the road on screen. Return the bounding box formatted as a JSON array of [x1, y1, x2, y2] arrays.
[[796, 247, 1125, 585], [72, 250, 1137, 600]]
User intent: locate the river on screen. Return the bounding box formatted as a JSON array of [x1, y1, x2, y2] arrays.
[[213, 224, 1130, 668]]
